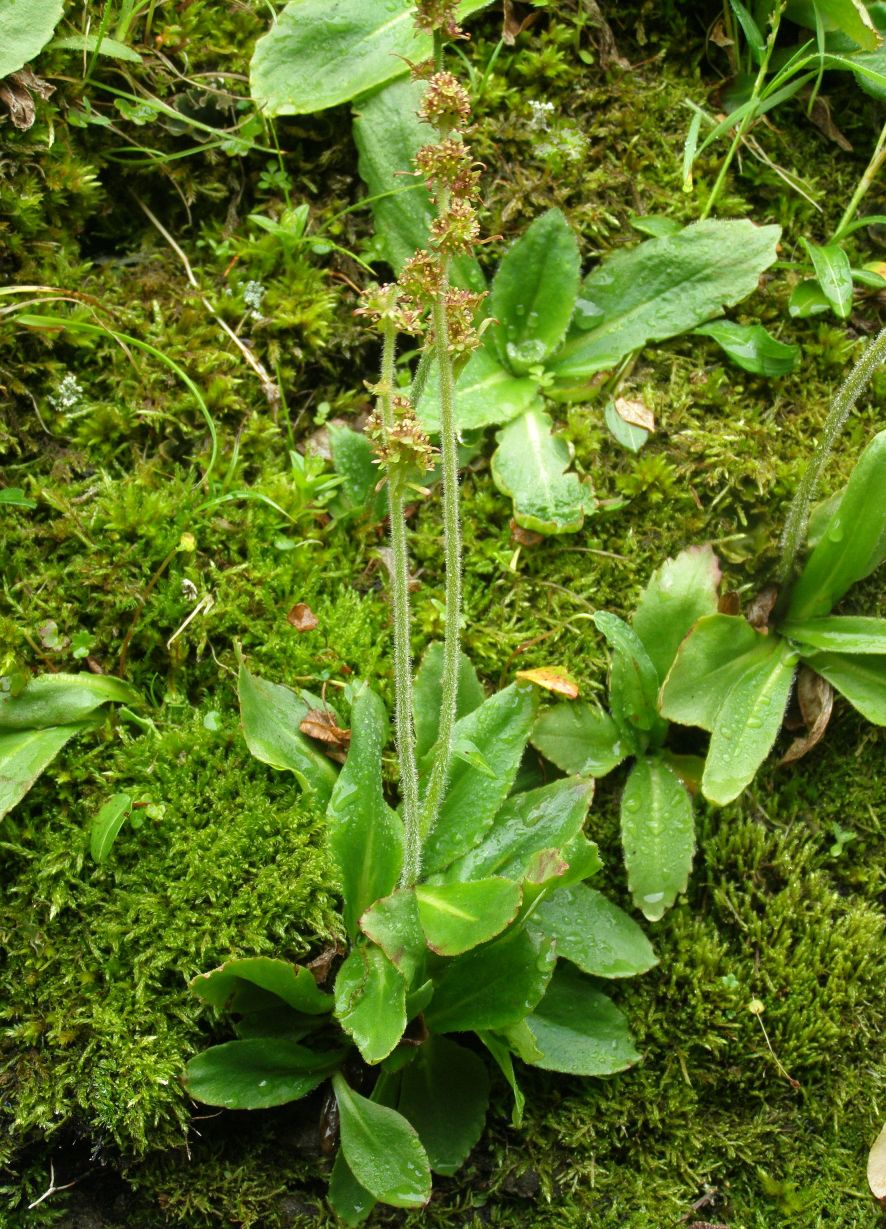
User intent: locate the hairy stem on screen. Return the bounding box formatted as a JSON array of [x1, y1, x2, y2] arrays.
[[377, 324, 422, 885], [776, 326, 886, 605], [419, 269, 462, 841]]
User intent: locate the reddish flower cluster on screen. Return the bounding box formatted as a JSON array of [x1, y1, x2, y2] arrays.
[[414, 0, 464, 40], [366, 394, 436, 474]]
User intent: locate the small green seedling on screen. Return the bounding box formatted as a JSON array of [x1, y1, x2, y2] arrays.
[[531, 546, 722, 921], [661, 427, 886, 804]]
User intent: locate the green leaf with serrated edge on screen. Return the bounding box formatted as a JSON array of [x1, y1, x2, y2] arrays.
[[191, 956, 333, 1015], [491, 409, 592, 535], [477, 1032, 525, 1127], [421, 684, 537, 875], [439, 776, 594, 884], [424, 926, 555, 1034], [594, 612, 666, 740], [620, 756, 696, 921], [786, 431, 886, 621], [556, 834, 604, 889], [789, 279, 832, 318], [90, 793, 133, 865], [660, 614, 768, 731], [328, 686, 404, 938], [783, 616, 886, 654], [531, 883, 657, 976], [489, 208, 581, 375], [631, 545, 723, 684], [397, 1036, 490, 1176], [238, 663, 338, 801], [415, 878, 522, 956], [0, 0, 64, 78], [250, 0, 492, 116], [801, 651, 886, 723], [703, 638, 797, 805], [333, 1073, 431, 1208], [547, 220, 781, 381], [0, 724, 87, 821], [530, 703, 626, 778], [418, 342, 544, 433], [520, 964, 640, 1076], [352, 77, 484, 292], [329, 1151, 376, 1226], [802, 240, 853, 318], [184, 1039, 342, 1109], [693, 321, 799, 377], [334, 945, 406, 1065], [414, 643, 485, 763], [360, 890, 426, 982], [0, 673, 142, 731]]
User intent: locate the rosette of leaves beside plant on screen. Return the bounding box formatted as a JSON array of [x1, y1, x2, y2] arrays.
[[530, 546, 722, 922], [184, 654, 656, 1223]]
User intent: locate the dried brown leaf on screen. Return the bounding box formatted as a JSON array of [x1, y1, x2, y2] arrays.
[[868, 1122, 886, 1205], [299, 709, 351, 754], [614, 397, 655, 433], [502, 0, 539, 45], [807, 93, 853, 152], [510, 519, 544, 547], [780, 666, 833, 764], [718, 591, 741, 616], [515, 666, 580, 699], [288, 602, 319, 633], [0, 70, 54, 131], [746, 584, 778, 631], [710, 18, 734, 48]]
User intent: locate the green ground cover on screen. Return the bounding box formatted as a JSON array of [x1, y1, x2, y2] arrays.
[[1, 1, 884, 1225]]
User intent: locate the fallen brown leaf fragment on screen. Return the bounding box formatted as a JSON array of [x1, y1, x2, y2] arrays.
[[299, 709, 351, 761], [0, 70, 54, 131], [780, 667, 834, 764], [287, 602, 318, 632], [614, 396, 655, 433], [515, 666, 580, 699], [868, 1121, 886, 1205]]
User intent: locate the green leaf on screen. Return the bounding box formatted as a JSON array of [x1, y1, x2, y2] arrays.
[[413, 643, 485, 763], [491, 408, 592, 535], [477, 1032, 525, 1127], [783, 616, 886, 654], [801, 651, 886, 723], [730, 0, 766, 60], [334, 945, 406, 1064], [801, 240, 853, 318], [328, 424, 386, 518], [786, 0, 881, 49], [328, 1152, 376, 1226], [693, 321, 799, 376], [0, 672, 142, 731], [191, 956, 333, 1015], [333, 1073, 431, 1208], [620, 756, 696, 921], [415, 878, 522, 956], [631, 545, 723, 684], [250, 0, 492, 116], [531, 883, 657, 976], [703, 637, 797, 805], [418, 342, 543, 433], [352, 77, 484, 291], [629, 214, 682, 238], [49, 32, 144, 61], [360, 889, 426, 981], [0, 487, 36, 508], [488, 208, 581, 375], [660, 613, 768, 731], [604, 399, 651, 453], [786, 431, 886, 621], [556, 834, 604, 889], [424, 926, 555, 1034], [0, 724, 87, 821], [89, 793, 134, 865], [397, 1036, 490, 1175], [593, 611, 666, 739], [237, 663, 338, 801], [185, 1039, 341, 1109], [530, 703, 627, 777], [0, 0, 64, 77], [441, 776, 595, 883], [421, 683, 537, 875], [547, 220, 781, 381], [327, 686, 404, 938], [789, 279, 832, 318], [520, 964, 640, 1076]]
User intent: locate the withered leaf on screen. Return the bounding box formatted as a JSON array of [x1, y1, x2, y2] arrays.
[[780, 667, 833, 765], [510, 519, 544, 547], [718, 591, 741, 616], [503, 0, 540, 45], [515, 666, 580, 699], [868, 1121, 886, 1205], [710, 18, 734, 48], [299, 709, 351, 759], [0, 70, 54, 131], [746, 584, 778, 631], [614, 397, 655, 433], [287, 602, 318, 632], [807, 93, 853, 152]]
